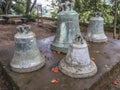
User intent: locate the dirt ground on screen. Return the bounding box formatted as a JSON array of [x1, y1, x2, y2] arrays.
[[0, 20, 55, 47], [0, 20, 120, 90]]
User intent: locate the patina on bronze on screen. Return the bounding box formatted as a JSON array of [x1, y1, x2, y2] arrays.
[[51, 1, 81, 53], [85, 12, 107, 42], [59, 34, 97, 78], [10, 25, 45, 73]]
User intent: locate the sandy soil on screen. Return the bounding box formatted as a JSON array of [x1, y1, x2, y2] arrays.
[[0, 20, 55, 46]]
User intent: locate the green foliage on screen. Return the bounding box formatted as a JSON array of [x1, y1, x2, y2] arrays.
[[51, 12, 57, 19], [22, 14, 36, 22], [12, 0, 26, 14], [22, 12, 37, 22], [0, 0, 6, 14], [74, 0, 115, 25]]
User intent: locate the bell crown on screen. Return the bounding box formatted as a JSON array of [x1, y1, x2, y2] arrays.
[[17, 25, 31, 34]]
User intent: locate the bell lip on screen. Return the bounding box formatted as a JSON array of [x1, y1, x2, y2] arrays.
[[10, 55, 46, 73], [51, 44, 68, 53], [10, 60, 45, 73], [85, 35, 108, 43], [92, 38, 108, 43], [59, 58, 97, 78]]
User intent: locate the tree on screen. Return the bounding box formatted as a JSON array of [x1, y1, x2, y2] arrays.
[[25, 0, 37, 14], [26, 0, 31, 14], [5, 0, 12, 14], [0, 0, 6, 14], [113, 0, 118, 39]]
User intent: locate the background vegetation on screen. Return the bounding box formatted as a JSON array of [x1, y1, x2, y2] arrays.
[[0, 0, 120, 37]]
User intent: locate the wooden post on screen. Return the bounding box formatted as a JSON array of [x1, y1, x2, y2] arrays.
[[118, 25, 120, 39], [37, 5, 43, 27], [113, 0, 118, 39]]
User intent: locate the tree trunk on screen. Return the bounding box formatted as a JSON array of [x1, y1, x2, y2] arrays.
[[5, 0, 12, 14], [30, 0, 36, 13], [26, 0, 31, 14], [113, 0, 118, 39]]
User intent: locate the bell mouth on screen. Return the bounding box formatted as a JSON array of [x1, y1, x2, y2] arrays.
[[51, 43, 68, 53], [10, 56, 45, 73], [59, 58, 97, 78], [10, 60, 45, 73]]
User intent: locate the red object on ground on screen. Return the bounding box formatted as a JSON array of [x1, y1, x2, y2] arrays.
[[51, 67, 59, 73], [51, 79, 58, 84], [113, 81, 119, 85], [52, 51, 57, 54]]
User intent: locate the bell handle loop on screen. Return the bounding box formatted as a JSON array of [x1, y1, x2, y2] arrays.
[[59, 3, 66, 11], [74, 34, 84, 44], [17, 25, 31, 34], [93, 12, 102, 17], [59, 2, 74, 11], [64, 1, 73, 11]]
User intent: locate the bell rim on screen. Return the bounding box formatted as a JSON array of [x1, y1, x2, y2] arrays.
[[10, 54, 46, 73], [10, 60, 45, 73], [85, 36, 108, 43], [51, 44, 68, 53], [59, 58, 97, 78]]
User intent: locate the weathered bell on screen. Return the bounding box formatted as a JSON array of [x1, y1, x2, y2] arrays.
[[59, 35, 97, 78], [85, 12, 107, 42], [10, 25, 45, 73], [51, 1, 81, 53]]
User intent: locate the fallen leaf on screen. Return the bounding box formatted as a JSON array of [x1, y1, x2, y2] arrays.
[[52, 51, 57, 54], [103, 52, 107, 54], [104, 65, 110, 70], [87, 44, 90, 47], [91, 57, 95, 61], [95, 50, 100, 54], [104, 64, 109, 68], [7, 38, 10, 41], [51, 67, 59, 73], [113, 81, 119, 85], [104, 41, 109, 44], [57, 51, 61, 54], [51, 79, 58, 84]]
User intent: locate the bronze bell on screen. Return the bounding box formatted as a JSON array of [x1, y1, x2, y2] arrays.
[[59, 34, 97, 78], [10, 25, 45, 73], [51, 1, 81, 53], [85, 12, 107, 42]]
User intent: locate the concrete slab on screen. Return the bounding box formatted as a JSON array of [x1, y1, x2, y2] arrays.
[[0, 36, 120, 90]]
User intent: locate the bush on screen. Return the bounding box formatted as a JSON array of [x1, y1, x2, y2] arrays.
[[22, 14, 37, 22], [51, 12, 57, 19]]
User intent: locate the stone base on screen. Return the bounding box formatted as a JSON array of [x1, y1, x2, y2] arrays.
[[1, 36, 120, 90], [10, 57, 45, 73], [59, 58, 97, 78]]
